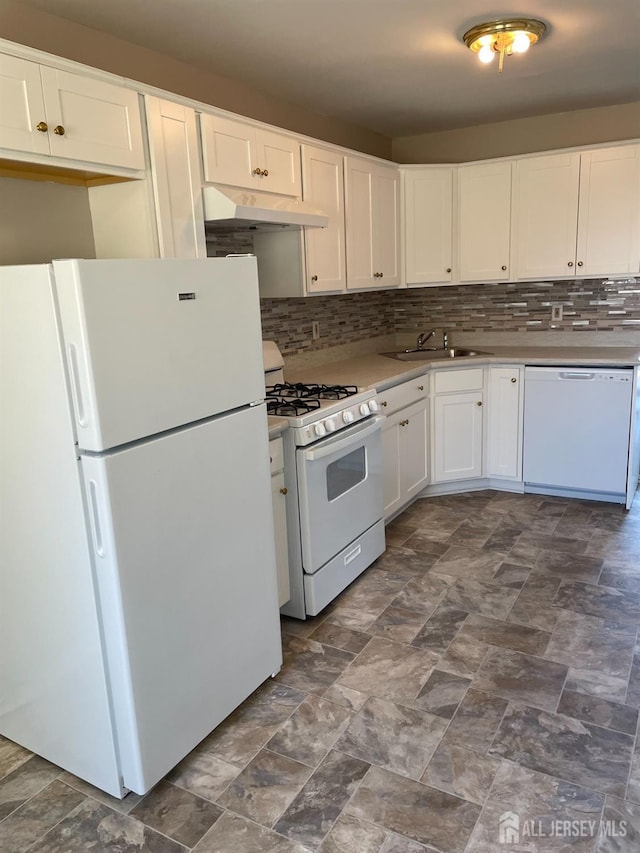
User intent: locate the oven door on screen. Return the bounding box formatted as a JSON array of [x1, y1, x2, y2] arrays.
[[296, 416, 384, 574]]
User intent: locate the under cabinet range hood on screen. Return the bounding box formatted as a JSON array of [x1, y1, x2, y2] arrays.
[[202, 185, 328, 228]]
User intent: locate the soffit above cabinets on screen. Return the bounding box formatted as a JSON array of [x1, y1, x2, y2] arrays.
[[17, 0, 640, 136]]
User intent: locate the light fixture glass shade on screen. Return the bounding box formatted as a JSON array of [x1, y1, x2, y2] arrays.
[[462, 18, 546, 71]]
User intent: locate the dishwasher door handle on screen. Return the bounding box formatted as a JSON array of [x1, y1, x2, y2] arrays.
[[559, 372, 595, 380]]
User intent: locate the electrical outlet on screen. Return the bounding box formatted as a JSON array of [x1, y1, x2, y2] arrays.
[[551, 305, 563, 322], [312, 321, 320, 340]]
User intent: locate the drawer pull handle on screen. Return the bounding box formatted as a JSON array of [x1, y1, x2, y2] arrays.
[[279, 487, 288, 495]]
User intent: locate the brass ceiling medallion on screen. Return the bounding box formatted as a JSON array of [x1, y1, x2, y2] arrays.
[[462, 18, 547, 72]]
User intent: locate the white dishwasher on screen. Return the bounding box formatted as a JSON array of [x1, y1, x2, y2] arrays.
[[523, 366, 634, 503]]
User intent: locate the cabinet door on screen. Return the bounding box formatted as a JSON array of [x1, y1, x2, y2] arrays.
[[345, 156, 375, 289], [40, 67, 144, 170], [0, 54, 49, 155], [302, 145, 346, 292], [404, 167, 454, 285], [146, 97, 206, 259], [487, 367, 522, 480], [374, 163, 400, 286], [382, 410, 404, 520], [200, 113, 256, 187], [514, 152, 580, 279], [401, 398, 429, 499], [458, 161, 512, 281], [577, 145, 640, 276], [271, 471, 291, 607], [433, 392, 483, 482], [257, 129, 302, 197]]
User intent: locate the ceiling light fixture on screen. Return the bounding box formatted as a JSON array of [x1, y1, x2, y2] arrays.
[[463, 18, 547, 72]]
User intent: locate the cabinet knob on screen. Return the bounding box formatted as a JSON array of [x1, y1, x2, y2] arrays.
[[380, 401, 388, 407], [577, 261, 584, 267], [476, 401, 483, 406], [36, 121, 48, 132], [501, 265, 507, 271], [53, 125, 65, 136], [568, 261, 574, 267], [418, 385, 424, 391], [263, 169, 269, 177], [311, 275, 318, 281], [510, 377, 517, 383], [252, 167, 263, 176], [446, 267, 452, 273], [280, 487, 288, 495]]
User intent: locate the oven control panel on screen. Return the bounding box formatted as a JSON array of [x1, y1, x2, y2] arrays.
[[293, 393, 379, 446]]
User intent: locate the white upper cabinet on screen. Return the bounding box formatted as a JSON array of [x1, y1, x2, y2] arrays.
[[302, 144, 346, 293], [0, 54, 144, 170], [403, 167, 454, 285], [200, 113, 302, 197], [576, 145, 640, 276], [514, 145, 640, 279], [458, 161, 512, 282], [145, 97, 206, 259], [344, 155, 400, 289], [514, 152, 581, 279]]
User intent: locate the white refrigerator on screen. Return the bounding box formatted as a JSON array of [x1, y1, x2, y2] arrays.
[[0, 257, 282, 798]]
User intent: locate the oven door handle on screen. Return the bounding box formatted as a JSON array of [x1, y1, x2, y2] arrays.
[[301, 416, 385, 461]]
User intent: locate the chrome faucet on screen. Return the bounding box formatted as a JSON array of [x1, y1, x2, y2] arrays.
[[416, 329, 436, 350], [416, 328, 449, 350]]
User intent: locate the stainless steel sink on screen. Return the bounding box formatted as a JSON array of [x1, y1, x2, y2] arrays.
[[380, 348, 492, 361]]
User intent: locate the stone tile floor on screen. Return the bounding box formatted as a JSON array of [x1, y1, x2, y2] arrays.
[[3, 491, 640, 851]]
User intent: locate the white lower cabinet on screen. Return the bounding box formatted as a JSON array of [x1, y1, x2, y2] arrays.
[[269, 438, 290, 607], [487, 366, 523, 481], [379, 378, 429, 519], [432, 369, 484, 483]]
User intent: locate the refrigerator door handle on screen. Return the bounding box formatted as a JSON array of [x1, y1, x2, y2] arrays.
[[88, 480, 106, 557], [68, 343, 88, 427]]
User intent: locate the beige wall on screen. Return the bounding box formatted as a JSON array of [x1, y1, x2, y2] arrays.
[[0, 177, 96, 264], [392, 102, 640, 164], [0, 0, 391, 159]]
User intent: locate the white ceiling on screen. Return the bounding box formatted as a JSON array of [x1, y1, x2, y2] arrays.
[[20, 0, 640, 137]]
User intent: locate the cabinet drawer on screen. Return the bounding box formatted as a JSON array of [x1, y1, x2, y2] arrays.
[[434, 368, 483, 394], [269, 437, 284, 474], [377, 375, 428, 415]]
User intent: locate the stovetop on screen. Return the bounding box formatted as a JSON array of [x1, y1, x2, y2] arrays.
[[265, 382, 379, 445], [266, 383, 360, 417]]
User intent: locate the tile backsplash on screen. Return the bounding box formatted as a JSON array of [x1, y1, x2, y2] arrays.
[[261, 278, 640, 357]]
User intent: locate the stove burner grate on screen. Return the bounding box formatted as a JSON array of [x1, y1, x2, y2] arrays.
[[267, 382, 359, 402], [266, 396, 322, 417]]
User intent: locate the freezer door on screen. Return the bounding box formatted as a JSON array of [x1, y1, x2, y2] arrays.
[[81, 404, 282, 794], [53, 257, 264, 452]]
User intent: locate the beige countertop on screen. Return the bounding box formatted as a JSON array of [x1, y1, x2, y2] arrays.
[[285, 346, 640, 393], [267, 416, 289, 439]]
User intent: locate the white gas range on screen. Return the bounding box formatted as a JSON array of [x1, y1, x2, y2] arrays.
[[264, 342, 386, 619]]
